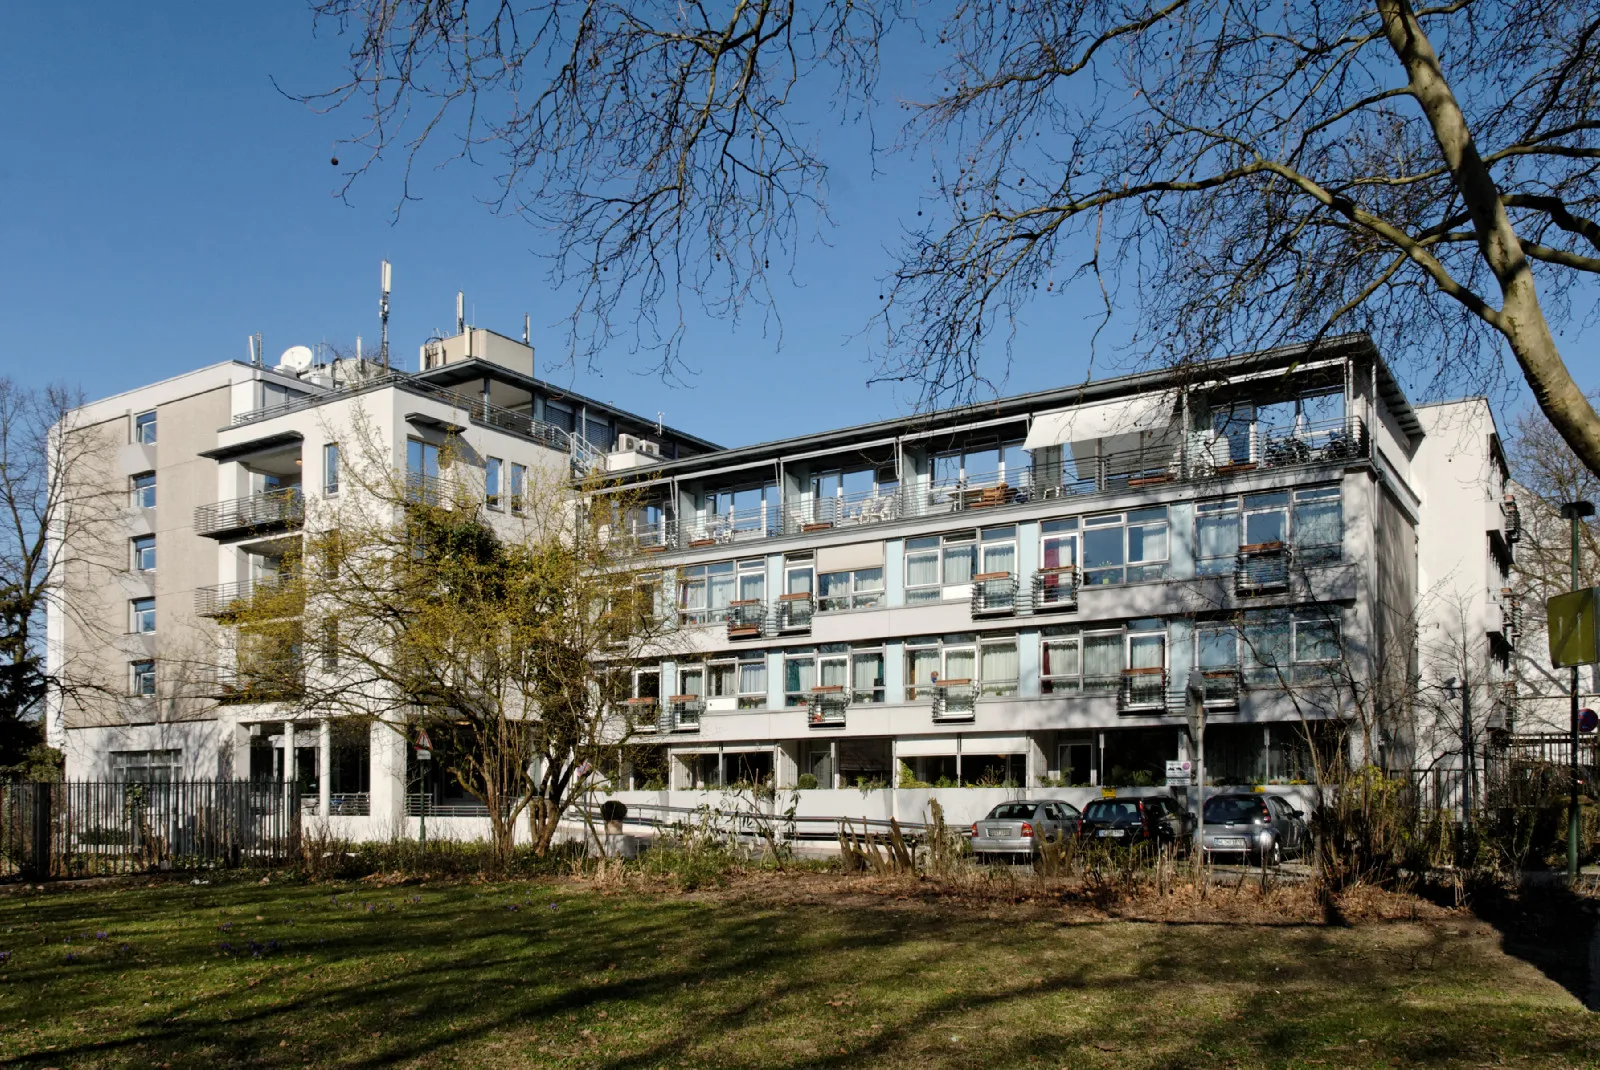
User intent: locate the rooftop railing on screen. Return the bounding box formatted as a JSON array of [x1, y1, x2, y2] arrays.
[[643, 416, 1368, 553]]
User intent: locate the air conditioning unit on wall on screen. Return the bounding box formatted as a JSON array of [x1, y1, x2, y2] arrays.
[[616, 433, 640, 453], [638, 440, 661, 457]]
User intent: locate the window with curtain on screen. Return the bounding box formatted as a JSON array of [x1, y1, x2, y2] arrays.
[[680, 562, 736, 623], [942, 534, 977, 585], [905, 644, 939, 699], [1195, 500, 1240, 573], [707, 661, 737, 697], [905, 537, 941, 603], [1083, 515, 1127, 585], [851, 651, 884, 703], [1243, 613, 1292, 685], [943, 645, 976, 682], [1083, 633, 1123, 691], [980, 639, 1019, 696], [980, 526, 1016, 575], [1197, 627, 1240, 670], [818, 653, 849, 690], [1293, 615, 1342, 680], [737, 560, 765, 602], [1042, 634, 1081, 693], [738, 657, 766, 708], [784, 654, 816, 706], [1292, 486, 1342, 563]]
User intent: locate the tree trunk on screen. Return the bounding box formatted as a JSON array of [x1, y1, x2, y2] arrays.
[[1377, 0, 1600, 478]]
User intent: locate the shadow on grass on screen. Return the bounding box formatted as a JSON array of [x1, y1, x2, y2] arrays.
[[0, 878, 1592, 1069]]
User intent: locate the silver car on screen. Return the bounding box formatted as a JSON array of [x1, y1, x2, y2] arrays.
[[1201, 793, 1310, 864], [970, 800, 1081, 860]]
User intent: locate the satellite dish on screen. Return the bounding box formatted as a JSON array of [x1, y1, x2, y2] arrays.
[[276, 345, 315, 373]]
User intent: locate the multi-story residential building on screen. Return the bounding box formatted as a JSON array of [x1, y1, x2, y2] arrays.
[[48, 325, 1521, 830]]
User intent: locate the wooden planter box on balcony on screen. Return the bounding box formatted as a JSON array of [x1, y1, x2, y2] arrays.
[[973, 571, 1013, 583], [1239, 540, 1285, 554], [1214, 462, 1257, 476], [801, 522, 833, 532], [687, 538, 717, 548]]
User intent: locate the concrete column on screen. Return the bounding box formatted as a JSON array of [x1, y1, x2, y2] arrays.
[[775, 740, 800, 788], [282, 720, 297, 816], [1026, 734, 1047, 789], [318, 718, 332, 816], [369, 721, 407, 830], [232, 722, 252, 779]]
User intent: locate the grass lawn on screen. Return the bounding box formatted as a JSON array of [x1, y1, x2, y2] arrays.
[[0, 874, 1592, 1069]]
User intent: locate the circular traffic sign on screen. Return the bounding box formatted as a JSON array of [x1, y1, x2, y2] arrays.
[[1579, 708, 1598, 734]]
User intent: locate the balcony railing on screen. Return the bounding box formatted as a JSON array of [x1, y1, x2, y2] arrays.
[[1032, 565, 1079, 611], [776, 592, 814, 633], [643, 416, 1369, 553], [1196, 669, 1242, 708], [194, 575, 296, 618], [971, 572, 1019, 616], [1119, 668, 1169, 711], [194, 487, 303, 539], [727, 599, 768, 639], [807, 686, 848, 728], [931, 680, 976, 722], [622, 697, 662, 733], [666, 696, 704, 731], [328, 792, 371, 816], [1236, 542, 1291, 594], [1500, 495, 1522, 544]]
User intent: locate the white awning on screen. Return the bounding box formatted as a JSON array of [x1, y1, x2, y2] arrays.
[[817, 541, 885, 574], [1023, 393, 1177, 451]]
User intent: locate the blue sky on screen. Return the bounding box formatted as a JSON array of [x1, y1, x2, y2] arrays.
[[0, 4, 1582, 448]]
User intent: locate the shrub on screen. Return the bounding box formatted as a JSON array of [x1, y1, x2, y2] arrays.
[[796, 773, 819, 790]]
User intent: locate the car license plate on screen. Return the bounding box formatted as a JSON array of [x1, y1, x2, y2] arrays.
[[1215, 837, 1246, 847], [1097, 829, 1124, 838]]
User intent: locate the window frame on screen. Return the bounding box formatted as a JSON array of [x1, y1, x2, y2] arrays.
[[509, 462, 528, 514], [131, 534, 156, 573], [679, 560, 737, 624], [131, 597, 156, 634], [817, 566, 885, 612], [1081, 507, 1170, 587], [130, 659, 156, 697], [131, 472, 156, 510], [133, 410, 157, 445], [484, 457, 503, 510], [323, 442, 341, 496]]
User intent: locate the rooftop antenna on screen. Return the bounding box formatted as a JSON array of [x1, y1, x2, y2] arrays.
[[249, 332, 264, 367], [356, 336, 363, 361], [523, 313, 530, 345], [456, 291, 465, 335], [379, 259, 392, 371], [656, 411, 664, 435]]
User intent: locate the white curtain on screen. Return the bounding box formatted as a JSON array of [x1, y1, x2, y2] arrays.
[[981, 641, 1019, 686], [906, 550, 940, 589], [944, 647, 976, 680]]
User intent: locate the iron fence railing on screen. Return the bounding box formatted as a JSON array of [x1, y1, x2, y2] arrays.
[[1119, 668, 1169, 711], [931, 681, 976, 722], [0, 780, 296, 881], [775, 593, 814, 633], [727, 599, 769, 639], [971, 572, 1019, 616], [194, 487, 304, 538], [807, 687, 849, 728], [194, 574, 296, 617], [1236, 543, 1291, 594], [1032, 566, 1079, 611]]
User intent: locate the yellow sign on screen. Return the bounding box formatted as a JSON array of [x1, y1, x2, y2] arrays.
[[1100, 787, 1116, 798], [1549, 588, 1600, 668]]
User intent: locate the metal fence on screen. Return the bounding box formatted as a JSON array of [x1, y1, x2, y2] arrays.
[[0, 780, 298, 881]]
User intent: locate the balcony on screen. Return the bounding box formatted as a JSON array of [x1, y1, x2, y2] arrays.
[[1195, 669, 1242, 708], [1031, 566, 1079, 612], [665, 696, 704, 732], [1236, 542, 1290, 595], [1500, 495, 1522, 544], [195, 575, 296, 618], [971, 572, 1019, 617], [807, 686, 849, 729], [194, 487, 303, 539], [776, 592, 814, 633], [931, 680, 976, 723], [1119, 668, 1169, 711], [727, 599, 768, 640], [623, 697, 663, 733]]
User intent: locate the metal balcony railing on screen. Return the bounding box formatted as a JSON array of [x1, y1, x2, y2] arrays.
[[194, 575, 296, 618], [1031, 566, 1079, 611], [1500, 495, 1522, 544], [1236, 542, 1291, 594], [666, 696, 704, 731], [776, 592, 814, 633], [1119, 668, 1169, 711], [931, 680, 976, 722], [194, 487, 303, 539], [971, 572, 1019, 616], [1195, 669, 1242, 708], [328, 792, 371, 816], [727, 599, 768, 639], [807, 686, 848, 728], [621, 698, 662, 733]]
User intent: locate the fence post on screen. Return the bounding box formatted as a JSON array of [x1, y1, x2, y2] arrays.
[[27, 783, 53, 881]]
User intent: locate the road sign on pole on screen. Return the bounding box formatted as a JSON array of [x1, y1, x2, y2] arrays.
[[1549, 587, 1600, 669]]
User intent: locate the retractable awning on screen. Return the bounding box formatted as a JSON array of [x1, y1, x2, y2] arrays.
[[1023, 393, 1177, 451]]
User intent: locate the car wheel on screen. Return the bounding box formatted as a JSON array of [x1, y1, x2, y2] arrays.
[[1265, 839, 1282, 868]]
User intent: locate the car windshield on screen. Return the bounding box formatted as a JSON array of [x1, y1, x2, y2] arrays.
[[986, 803, 1037, 820], [1205, 796, 1269, 823], [1082, 800, 1142, 824]]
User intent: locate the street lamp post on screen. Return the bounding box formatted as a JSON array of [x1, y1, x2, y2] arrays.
[[1560, 500, 1595, 882]]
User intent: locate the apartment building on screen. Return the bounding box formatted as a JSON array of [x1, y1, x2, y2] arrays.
[[48, 326, 1518, 831]]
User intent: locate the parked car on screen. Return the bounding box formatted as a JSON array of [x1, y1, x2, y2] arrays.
[[970, 800, 1082, 861], [1078, 795, 1194, 852], [1200, 793, 1310, 864]]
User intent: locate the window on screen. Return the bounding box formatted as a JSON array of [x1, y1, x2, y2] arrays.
[[679, 561, 736, 624], [633, 667, 660, 701], [903, 634, 1014, 699], [817, 567, 884, 612], [1197, 485, 1343, 573], [130, 660, 156, 697], [320, 619, 339, 671], [929, 440, 1027, 491], [1243, 490, 1289, 546], [979, 525, 1017, 575], [851, 649, 885, 704], [706, 483, 777, 534], [784, 651, 816, 706], [784, 554, 814, 597], [131, 535, 155, 572], [735, 559, 765, 603], [1291, 486, 1342, 563], [1196, 625, 1240, 672], [111, 749, 179, 782], [1293, 614, 1342, 680], [1082, 507, 1168, 585], [979, 636, 1019, 696], [737, 655, 767, 709], [407, 438, 440, 486], [485, 457, 503, 509], [544, 400, 575, 433], [1041, 632, 1081, 694], [131, 597, 156, 634], [323, 443, 340, 496], [1242, 612, 1291, 685], [905, 532, 977, 604], [1195, 499, 1239, 574], [584, 417, 611, 450], [510, 463, 527, 514], [131, 472, 156, 509], [134, 410, 157, 445]]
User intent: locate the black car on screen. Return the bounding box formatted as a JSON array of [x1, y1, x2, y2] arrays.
[[1078, 795, 1194, 852]]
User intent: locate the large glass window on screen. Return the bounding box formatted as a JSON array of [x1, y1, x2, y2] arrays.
[[134, 410, 157, 445], [510, 463, 527, 514], [1082, 632, 1123, 692], [485, 457, 503, 509], [979, 637, 1019, 696], [818, 567, 884, 612], [1195, 499, 1240, 574], [111, 749, 179, 782], [980, 526, 1016, 575], [1242, 612, 1291, 685], [406, 439, 440, 479], [1196, 626, 1240, 671], [737, 656, 766, 709], [784, 652, 816, 706], [1197, 484, 1342, 571], [707, 482, 778, 534], [1292, 486, 1342, 563], [131, 535, 156, 572], [132, 472, 156, 509], [851, 650, 885, 704], [1082, 508, 1168, 585], [736, 559, 765, 602], [131, 597, 156, 634], [1243, 491, 1289, 546], [1041, 633, 1081, 694], [902, 634, 1016, 698], [905, 532, 977, 603], [1293, 614, 1342, 680], [679, 561, 736, 624]]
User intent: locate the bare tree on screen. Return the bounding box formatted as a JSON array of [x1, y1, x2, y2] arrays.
[[306, 0, 1600, 473], [0, 379, 119, 773]]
